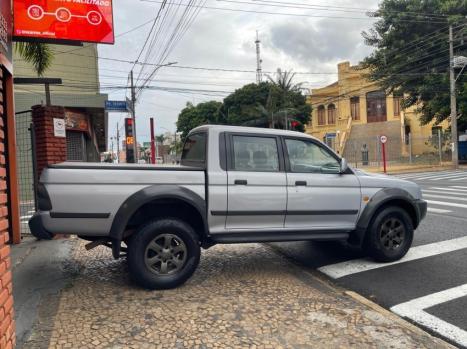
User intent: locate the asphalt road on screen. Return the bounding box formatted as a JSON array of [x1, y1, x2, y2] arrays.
[[272, 169, 467, 348]]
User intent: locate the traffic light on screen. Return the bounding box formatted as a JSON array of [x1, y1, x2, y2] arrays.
[[125, 118, 135, 163], [290, 120, 300, 129]]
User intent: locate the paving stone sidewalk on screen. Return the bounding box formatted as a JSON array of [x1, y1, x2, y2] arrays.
[[23, 239, 451, 349]]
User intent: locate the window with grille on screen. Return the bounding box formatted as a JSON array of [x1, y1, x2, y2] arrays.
[[393, 94, 402, 117], [366, 90, 387, 122], [327, 104, 336, 124], [350, 97, 360, 120], [317, 105, 326, 125], [66, 131, 85, 161]]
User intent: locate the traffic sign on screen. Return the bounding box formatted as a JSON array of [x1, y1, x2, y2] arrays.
[[380, 135, 388, 144], [105, 100, 128, 112]]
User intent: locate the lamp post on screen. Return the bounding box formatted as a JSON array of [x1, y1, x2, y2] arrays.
[[449, 24, 466, 168]]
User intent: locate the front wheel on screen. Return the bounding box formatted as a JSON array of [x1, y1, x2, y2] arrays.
[[364, 207, 414, 262], [127, 218, 200, 289]]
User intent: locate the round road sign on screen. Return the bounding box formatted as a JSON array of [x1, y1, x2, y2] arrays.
[[380, 135, 388, 144]]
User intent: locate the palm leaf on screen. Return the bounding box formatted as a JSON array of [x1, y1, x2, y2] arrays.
[[15, 42, 53, 76]]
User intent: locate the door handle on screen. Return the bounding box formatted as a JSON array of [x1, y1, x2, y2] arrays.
[[295, 181, 307, 186], [234, 179, 248, 185]]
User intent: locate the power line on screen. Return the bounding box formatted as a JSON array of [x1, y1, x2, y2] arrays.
[[218, 0, 448, 20], [140, 0, 447, 23]]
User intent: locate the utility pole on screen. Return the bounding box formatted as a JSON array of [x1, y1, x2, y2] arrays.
[[116, 123, 120, 164], [130, 70, 138, 162], [255, 31, 262, 84], [449, 25, 459, 169], [110, 138, 114, 162]]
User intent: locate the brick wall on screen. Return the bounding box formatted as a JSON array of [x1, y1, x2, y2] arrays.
[[32, 105, 67, 177], [0, 68, 16, 349]]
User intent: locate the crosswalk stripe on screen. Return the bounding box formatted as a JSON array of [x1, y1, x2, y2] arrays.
[[423, 189, 467, 196], [317, 236, 467, 279], [391, 284, 467, 348], [395, 171, 467, 181], [417, 172, 464, 180], [449, 176, 467, 181], [423, 193, 467, 202], [428, 187, 467, 193], [430, 174, 467, 181], [451, 186, 467, 189], [425, 200, 467, 209], [427, 208, 452, 214]]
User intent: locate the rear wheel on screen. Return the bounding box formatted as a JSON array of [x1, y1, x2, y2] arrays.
[[127, 218, 200, 289], [364, 207, 413, 262]]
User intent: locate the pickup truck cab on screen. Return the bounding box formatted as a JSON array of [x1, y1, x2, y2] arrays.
[[29, 125, 427, 289]]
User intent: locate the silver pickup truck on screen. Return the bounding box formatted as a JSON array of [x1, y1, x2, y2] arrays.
[[29, 125, 427, 289]]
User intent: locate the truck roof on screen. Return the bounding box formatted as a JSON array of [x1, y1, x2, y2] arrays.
[[190, 124, 319, 140]]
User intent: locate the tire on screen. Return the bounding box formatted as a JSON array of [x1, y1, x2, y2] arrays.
[[127, 218, 201, 290], [364, 206, 414, 262]]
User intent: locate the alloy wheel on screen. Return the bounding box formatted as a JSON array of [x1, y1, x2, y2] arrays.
[[144, 234, 188, 275], [380, 217, 406, 251]]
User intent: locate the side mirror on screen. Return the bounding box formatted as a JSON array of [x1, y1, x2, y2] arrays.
[[340, 158, 348, 174]]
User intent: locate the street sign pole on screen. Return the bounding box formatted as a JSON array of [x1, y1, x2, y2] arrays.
[[150, 118, 156, 164], [130, 70, 138, 162], [380, 135, 388, 173]]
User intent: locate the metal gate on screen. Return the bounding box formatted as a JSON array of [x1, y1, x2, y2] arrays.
[[15, 110, 37, 236]]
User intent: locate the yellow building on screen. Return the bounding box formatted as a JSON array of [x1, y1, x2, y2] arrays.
[[306, 62, 449, 164]]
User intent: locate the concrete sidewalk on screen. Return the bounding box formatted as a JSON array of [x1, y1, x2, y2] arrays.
[[17, 238, 451, 349]]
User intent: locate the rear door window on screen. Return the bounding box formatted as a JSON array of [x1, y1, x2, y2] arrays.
[[181, 133, 206, 167], [231, 135, 280, 172]]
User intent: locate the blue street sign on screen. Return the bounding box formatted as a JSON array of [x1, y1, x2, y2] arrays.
[[105, 100, 128, 112]]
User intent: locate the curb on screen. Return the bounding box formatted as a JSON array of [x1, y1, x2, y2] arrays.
[[345, 290, 458, 349], [267, 244, 455, 348], [344, 291, 454, 348]]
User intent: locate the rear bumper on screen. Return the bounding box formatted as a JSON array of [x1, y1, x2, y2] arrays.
[[414, 199, 427, 223], [28, 212, 54, 240]]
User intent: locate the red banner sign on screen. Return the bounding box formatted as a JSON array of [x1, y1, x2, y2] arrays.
[[14, 0, 114, 44]]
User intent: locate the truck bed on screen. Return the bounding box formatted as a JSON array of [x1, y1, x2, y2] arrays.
[[38, 162, 206, 236]]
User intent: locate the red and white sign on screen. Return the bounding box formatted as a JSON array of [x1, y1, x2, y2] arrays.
[[380, 135, 388, 144], [14, 0, 114, 44]]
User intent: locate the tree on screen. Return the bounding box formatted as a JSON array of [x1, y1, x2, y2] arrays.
[[176, 101, 224, 139], [15, 42, 53, 76], [266, 68, 303, 93], [176, 73, 311, 135], [156, 134, 165, 144], [361, 0, 467, 129], [222, 80, 311, 131]]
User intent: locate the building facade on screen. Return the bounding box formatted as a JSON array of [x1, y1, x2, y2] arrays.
[[306, 62, 450, 164], [14, 43, 108, 162], [0, 0, 18, 346], [13, 43, 108, 237]]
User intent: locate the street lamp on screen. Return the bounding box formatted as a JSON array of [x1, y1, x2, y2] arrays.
[[450, 54, 466, 168]]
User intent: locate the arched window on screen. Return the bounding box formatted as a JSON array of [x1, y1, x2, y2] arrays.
[[327, 104, 336, 124], [366, 90, 387, 123], [350, 97, 360, 120], [317, 105, 326, 125]]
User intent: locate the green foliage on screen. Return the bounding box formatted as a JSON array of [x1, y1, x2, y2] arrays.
[[176, 101, 224, 139], [15, 42, 53, 76], [362, 0, 466, 129], [176, 71, 311, 136]]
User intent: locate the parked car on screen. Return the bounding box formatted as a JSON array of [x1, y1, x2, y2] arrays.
[[29, 125, 427, 289]]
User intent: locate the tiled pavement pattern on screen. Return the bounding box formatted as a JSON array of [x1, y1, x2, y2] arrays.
[[24, 240, 450, 349]]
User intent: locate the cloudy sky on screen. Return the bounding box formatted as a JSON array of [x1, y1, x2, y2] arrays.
[[99, 0, 379, 145]]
